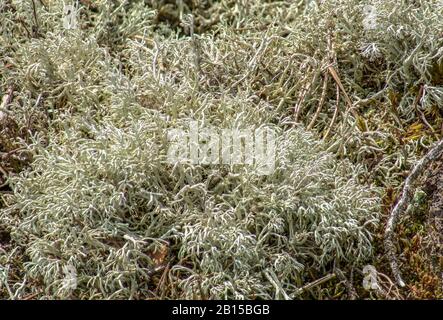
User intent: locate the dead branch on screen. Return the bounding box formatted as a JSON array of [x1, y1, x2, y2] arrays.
[[385, 138, 443, 287], [295, 273, 336, 296], [307, 71, 329, 130], [323, 83, 340, 140], [328, 65, 359, 119], [0, 85, 14, 110]]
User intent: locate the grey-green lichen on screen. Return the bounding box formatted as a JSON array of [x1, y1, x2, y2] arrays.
[[0, 0, 442, 299]]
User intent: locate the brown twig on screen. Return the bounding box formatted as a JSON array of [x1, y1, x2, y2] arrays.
[[295, 273, 336, 296], [15, 18, 32, 38], [79, 0, 98, 10], [335, 268, 358, 299], [155, 262, 171, 299], [22, 290, 43, 300], [307, 31, 334, 130], [327, 65, 359, 119], [412, 85, 438, 139], [377, 271, 403, 300], [30, 0, 39, 36], [0, 147, 27, 160]]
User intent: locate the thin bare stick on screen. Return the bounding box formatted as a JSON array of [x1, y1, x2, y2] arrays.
[[16, 18, 32, 38], [295, 273, 336, 296], [412, 85, 438, 139], [0, 85, 14, 110], [335, 268, 358, 299], [328, 66, 358, 118], [385, 138, 443, 287], [294, 68, 317, 123], [0, 164, 9, 188], [307, 71, 329, 130], [308, 31, 333, 130]]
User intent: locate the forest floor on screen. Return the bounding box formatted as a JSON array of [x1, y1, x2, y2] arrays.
[[1, 0, 443, 299]]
